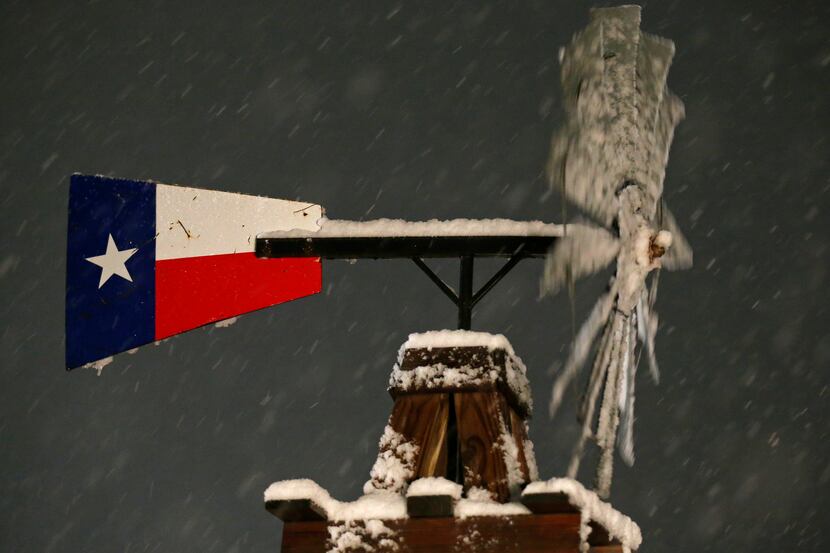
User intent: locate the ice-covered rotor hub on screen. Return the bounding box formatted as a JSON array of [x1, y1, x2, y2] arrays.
[[649, 230, 673, 262]]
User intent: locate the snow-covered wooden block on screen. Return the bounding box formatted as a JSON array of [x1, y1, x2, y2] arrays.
[[363, 331, 538, 502], [389, 330, 533, 418], [405, 477, 462, 517]]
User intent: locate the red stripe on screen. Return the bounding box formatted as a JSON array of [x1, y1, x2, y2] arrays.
[[155, 253, 321, 340]]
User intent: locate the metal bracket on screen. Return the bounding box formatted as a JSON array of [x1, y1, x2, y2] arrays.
[[411, 245, 529, 330]]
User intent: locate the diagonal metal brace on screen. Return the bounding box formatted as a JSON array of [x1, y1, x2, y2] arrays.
[[412, 257, 459, 305], [471, 245, 527, 307]]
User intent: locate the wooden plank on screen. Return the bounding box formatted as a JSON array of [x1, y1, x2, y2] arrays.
[[282, 514, 583, 553], [521, 491, 578, 514], [506, 400, 532, 483], [265, 499, 326, 522], [399, 393, 449, 479], [588, 521, 616, 547], [454, 391, 511, 502], [407, 494, 455, 518], [281, 521, 327, 553], [390, 514, 581, 552], [400, 346, 495, 371], [452, 514, 581, 552], [392, 346, 530, 419], [365, 393, 449, 491]]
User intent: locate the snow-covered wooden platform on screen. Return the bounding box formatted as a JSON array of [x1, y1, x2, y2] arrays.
[[264, 477, 640, 552]]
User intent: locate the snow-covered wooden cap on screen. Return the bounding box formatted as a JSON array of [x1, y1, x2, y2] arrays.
[[388, 330, 533, 418]]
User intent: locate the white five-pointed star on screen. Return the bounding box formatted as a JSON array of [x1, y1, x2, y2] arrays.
[[85, 234, 139, 288]]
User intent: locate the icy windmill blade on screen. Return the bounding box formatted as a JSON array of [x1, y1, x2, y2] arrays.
[[543, 6, 692, 499], [65, 174, 322, 369], [543, 5, 690, 292], [548, 5, 685, 226]]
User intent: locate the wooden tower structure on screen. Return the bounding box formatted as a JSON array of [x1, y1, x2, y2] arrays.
[[265, 332, 641, 552]]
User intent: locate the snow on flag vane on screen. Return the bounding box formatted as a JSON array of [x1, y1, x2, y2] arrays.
[[65, 174, 322, 369]]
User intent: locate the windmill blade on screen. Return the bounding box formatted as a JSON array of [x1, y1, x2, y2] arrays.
[[632, 35, 684, 206], [594, 310, 628, 499], [577, 314, 614, 423], [637, 289, 661, 385], [547, 6, 641, 227], [659, 207, 694, 270], [649, 268, 661, 309], [549, 287, 615, 418], [566, 317, 613, 479], [541, 223, 620, 295], [547, 6, 685, 226], [617, 313, 638, 466]]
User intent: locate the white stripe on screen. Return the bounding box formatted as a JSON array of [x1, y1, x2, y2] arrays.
[[155, 183, 321, 260]]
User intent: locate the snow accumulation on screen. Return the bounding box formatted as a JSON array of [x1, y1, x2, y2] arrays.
[[406, 477, 463, 500], [264, 479, 407, 522], [328, 520, 401, 553], [454, 487, 530, 519], [213, 316, 238, 328], [260, 217, 563, 238], [523, 478, 642, 552], [497, 422, 526, 492], [264, 479, 639, 550], [400, 330, 518, 355], [391, 330, 533, 415], [83, 356, 112, 376], [523, 436, 541, 481], [364, 425, 419, 495]]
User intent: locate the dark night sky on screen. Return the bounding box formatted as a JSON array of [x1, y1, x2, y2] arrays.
[[1, 1, 828, 552]]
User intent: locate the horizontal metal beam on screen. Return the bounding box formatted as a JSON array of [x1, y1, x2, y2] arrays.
[[255, 235, 556, 259]]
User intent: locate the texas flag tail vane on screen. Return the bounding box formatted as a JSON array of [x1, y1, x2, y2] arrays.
[[65, 174, 322, 369]]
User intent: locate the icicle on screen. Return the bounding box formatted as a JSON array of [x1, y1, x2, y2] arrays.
[[594, 312, 626, 498], [618, 314, 638, 466], [617, 318, 631, 413], [637, 288, 660, 384], [577, 316, 613, 423], [567, 318, 614, 478], [549, 288, 614, 418]]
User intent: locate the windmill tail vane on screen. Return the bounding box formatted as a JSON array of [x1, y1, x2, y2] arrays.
[[542, 5, 693, 498], [65, 174, 324, 369]]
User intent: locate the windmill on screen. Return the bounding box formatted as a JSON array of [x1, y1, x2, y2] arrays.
[[542, 5, 693, 498], [64, 5, 689, 552]]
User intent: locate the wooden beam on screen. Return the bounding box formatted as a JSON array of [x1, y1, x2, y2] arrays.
[[406, 494, 456, 518], [265, 499, 327, 522], [280, 513, 583, 552], [521, 491, 578, 515], [280, 520, 327, 553]]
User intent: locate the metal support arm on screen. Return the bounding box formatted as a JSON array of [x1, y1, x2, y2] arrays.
[[411, 258, 459, 305], [411, 251, 528, 330]]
